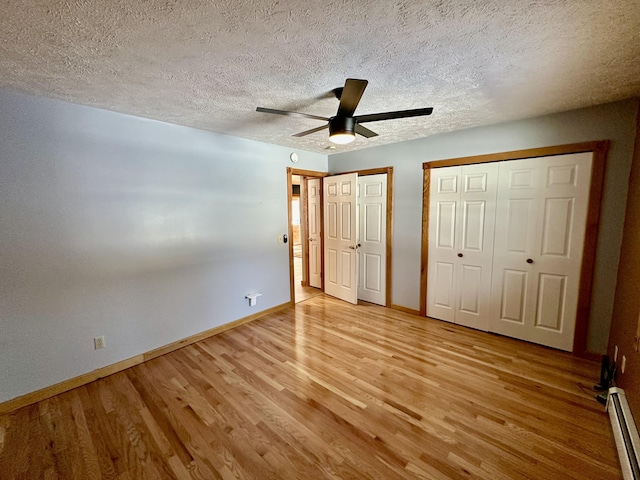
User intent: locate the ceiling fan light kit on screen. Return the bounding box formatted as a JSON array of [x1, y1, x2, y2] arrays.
[[329, 116, 356, 144], [257, 78, 433, 145]]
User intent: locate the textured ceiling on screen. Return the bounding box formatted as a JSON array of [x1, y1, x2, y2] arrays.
[[1, 1, 639, 154]]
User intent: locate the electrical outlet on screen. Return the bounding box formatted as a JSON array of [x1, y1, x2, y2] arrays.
[[621, 355, 627, 374], [94, 336, 106, 350], [615, 345, 619, 362]]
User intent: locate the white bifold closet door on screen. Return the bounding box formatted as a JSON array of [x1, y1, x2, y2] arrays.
[[489, 152, 593, 351], [427, 163, 499, 331], [427, 152, 593, 351]]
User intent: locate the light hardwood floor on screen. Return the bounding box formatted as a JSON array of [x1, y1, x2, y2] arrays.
[[0, 295, 621, 479], [294, 254, 323, 303]]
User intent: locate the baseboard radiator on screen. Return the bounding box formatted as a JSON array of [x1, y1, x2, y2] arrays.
[[608, 387, 640, 479]]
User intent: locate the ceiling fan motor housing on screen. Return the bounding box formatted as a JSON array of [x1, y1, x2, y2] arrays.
[[329, 116, 356, 136]]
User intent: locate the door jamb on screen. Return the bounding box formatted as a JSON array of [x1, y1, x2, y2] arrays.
[[419, 141, 609, 357]]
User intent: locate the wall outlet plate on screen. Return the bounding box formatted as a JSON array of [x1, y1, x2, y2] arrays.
[[94, 336, 106, 349]]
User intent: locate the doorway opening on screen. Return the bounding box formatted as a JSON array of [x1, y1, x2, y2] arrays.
[[288, 169, 327, 304], [287, 167, 395, 307], [291, 174, 323, 303]]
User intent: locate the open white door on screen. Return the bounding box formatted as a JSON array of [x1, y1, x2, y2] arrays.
[[324, 173, 358, 304], [307, 178, 322, 288], [357, 174, 387, 306], [489, 152, 593, 351]]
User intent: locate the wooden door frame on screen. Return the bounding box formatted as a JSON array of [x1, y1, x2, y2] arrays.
[[419, 141, 609, 357], [288, 166, 395, 307], [287, 168, 328, 305]]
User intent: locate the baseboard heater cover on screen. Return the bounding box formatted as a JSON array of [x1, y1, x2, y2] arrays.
[[607, 387, 640, 479]]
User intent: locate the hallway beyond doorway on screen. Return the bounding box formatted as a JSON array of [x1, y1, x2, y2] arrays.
[[294, 254, 322, 303]]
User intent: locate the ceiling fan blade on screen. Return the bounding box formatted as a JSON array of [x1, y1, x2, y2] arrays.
[[336, 79, 368, 117], [292, 124, 329, 137], [356, 107, 433, 123], [256, 107, 329, 122], [355, 124, 378, 138]]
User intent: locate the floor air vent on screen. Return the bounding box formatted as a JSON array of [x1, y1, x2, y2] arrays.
[[608, 387, 640, 479]]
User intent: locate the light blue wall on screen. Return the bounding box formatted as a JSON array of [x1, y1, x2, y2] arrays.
[[2, 90, 636, 403], [0, 89, 327, 403], [329, 99, 639, 354]]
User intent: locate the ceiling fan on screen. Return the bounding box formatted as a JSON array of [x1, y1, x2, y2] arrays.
[[256, 78, 433, 145]]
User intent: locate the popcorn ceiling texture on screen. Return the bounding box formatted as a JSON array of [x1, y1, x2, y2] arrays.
[[1, 1, 639, 153]]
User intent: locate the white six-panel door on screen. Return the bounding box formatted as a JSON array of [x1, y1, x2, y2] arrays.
[[357, 174, 387, 306], [324, 173, 358, 304], [455, 164, 499, 330], [489, 152, 593, 351], [427, 163, 498, 330], [307, 178, 322, 288], [427, 166, 460, 323]]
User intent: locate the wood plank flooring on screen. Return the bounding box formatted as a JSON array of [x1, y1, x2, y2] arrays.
[[0, 295, 621, 479], [294, 255, 323, 303]]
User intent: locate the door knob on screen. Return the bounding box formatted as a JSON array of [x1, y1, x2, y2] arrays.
[[526, 258, 534, 264], [457, 253, 463, 258], [348, 245, 356, 250]]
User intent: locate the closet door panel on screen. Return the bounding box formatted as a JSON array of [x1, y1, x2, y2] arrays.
[[490, 158, 540, 339], [499, 269, 528, 323], [490, 153, 593, 351], [458, 264, 482, 315], [540, 198, 574, 256], [427, 167, 461, 323], [453, 163, 498, 331], [461, 201, 486, 251], [505, 199, 536, 253], [436, 201, 457, 249], [433, 261, 456, 309], [535, 273, 567, 331], [526, 153, 592, 350]]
